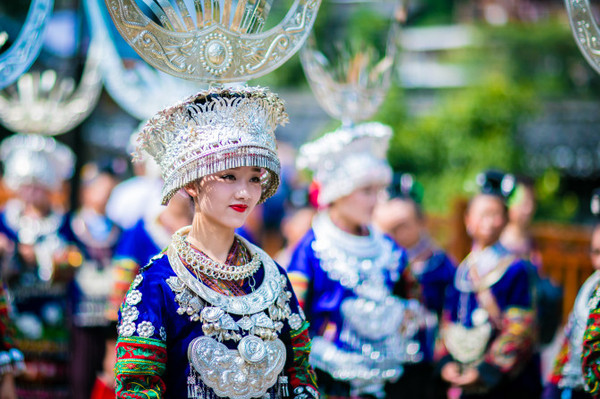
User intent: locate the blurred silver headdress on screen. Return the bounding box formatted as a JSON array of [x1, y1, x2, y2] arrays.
[[0, 39, 103, 136], [297, 0, 399, 205], [0, 134, 75, 191], [136, 86, 288, 205], [297, 122, 392, 206]]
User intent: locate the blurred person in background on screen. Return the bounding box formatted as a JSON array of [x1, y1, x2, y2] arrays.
[[91, 188, 193, 399], [0, 134, 81, 399], [500, 176, 540, 264], [501, 176, 562, 346], [275, 206, 316, 268], [65, 162, 120, 399], [544, 189, 600, 399], [435, 171, 540, 399], [374, 173, 456, 399], [288, 123, 417, 399], [105, 129, 163, 231]]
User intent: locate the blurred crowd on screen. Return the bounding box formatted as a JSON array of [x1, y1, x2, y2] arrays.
[[0, 125, 596, 399]]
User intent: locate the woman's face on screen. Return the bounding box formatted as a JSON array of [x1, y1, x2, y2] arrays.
[[188, 167, 263, 231], [465, 194, 507, 248], [18, 183, 52, 210], [330, 184, 385, 230]]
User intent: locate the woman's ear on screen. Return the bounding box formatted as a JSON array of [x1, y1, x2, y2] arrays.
[[184, 181, 200, 198]]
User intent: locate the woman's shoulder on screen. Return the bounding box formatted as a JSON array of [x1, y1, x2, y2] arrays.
[[138, 251, 176, 281]]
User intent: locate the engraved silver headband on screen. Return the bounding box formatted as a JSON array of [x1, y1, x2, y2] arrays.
[[136, 86, 288, 205]]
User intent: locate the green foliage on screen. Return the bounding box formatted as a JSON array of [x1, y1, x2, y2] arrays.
[[381, 74, 535, 214]]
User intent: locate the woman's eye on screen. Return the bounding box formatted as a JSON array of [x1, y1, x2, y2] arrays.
[[250, 176, 261, 183], [221, 174, 235, 180]]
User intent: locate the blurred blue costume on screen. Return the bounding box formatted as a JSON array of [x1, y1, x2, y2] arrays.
[[288, 211, 411, 398], [436, 243, 540, 398]]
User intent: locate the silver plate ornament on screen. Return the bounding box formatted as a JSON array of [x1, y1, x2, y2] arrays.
[[187, 336, 286, 399]]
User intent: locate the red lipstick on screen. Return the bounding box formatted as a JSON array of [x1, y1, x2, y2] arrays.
[[230, 204, 248, 213]]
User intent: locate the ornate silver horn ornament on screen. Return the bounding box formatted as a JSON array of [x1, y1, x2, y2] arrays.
[[565, 0, 600, 74], [104, 0, 320, 83]]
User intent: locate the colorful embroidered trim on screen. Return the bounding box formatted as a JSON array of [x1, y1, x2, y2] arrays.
[[287, 321, 318, 391], [583, 302, 600, 394], [115, 336, 167, 399]]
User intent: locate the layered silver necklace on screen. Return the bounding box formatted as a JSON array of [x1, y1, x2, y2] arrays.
[[167, 227, 305, 399]]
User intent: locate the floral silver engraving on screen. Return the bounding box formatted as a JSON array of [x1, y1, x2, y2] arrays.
[[238, 335, 268, 363], [160, 326, 167, 342], [188, 336, 286, 399], [118, 322, 136, 337], [121, 306, 139, 323], [85, 0, 206, 121], [126, 290, 142, 306], [137, 321, 155, 338], [288, 313, 303, 331]]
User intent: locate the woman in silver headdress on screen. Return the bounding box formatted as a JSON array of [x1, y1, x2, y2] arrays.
[[114, 87, 319, 399], [287, 123, 416, 399], [0, 134, 78, 398]]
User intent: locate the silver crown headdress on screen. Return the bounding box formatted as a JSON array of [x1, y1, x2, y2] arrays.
[[297, 122, 392, 205], [0, 39, 103, 136], [0, 134, 75, 191], [0, 0, 53, 90], [136, 86, 288, 205], [106, 0, 319, 204], [105, 0, 320, 83]]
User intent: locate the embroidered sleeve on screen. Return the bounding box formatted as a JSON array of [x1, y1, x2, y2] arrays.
[[483, 307, 536, 374], [583, 299, 600, 395], [548, 333, 569, 386], [0, 284, 24, 376], [115, 263, 168, 398], [115, 336, 167, 399], [548, 316, 573, 386], [287, 321, 318, 397]]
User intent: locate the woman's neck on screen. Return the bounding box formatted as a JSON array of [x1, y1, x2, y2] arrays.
[[187, 215, 235, 264], [327, 209, 367, 236]]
